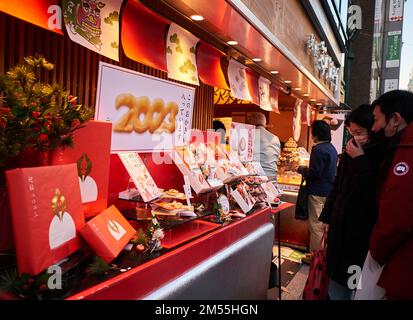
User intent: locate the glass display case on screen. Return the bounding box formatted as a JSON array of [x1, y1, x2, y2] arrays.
[[277, 138, 310, 192]]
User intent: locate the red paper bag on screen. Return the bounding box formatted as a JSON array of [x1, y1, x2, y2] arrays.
[[303, 235, 330, 300], [79, 205, 135, 263], [50, 121, 112, 218], [6, 164, 85, 275]]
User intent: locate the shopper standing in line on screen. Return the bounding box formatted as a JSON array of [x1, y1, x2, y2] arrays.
[[357, 90, 413, 300], [298, 120, 338, 264], [319, 104, 387, 300]]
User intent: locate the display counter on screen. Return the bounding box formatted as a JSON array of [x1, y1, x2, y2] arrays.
[[66, 207, 275, 300], [277, 192, 309, 250]]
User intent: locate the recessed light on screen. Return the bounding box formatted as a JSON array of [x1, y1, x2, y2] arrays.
[[270, 70, 279, 74], [252, 58, 262, 62], [310, 99, 316, 102], [316, 103, 322, 106], [227, 40, 238, 45], [303, 93, 309, 97], [190, 15, 204, 21], [284, 80, 292, 84], [295, 88, 301, 91]]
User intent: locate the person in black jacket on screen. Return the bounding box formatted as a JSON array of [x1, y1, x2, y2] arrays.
[[298, 120, 338, 261], [319, 104, 387, 300]]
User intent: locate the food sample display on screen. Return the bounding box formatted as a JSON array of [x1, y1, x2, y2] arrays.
[[277, 138, 307, 187], [278, 138, 301, 166]]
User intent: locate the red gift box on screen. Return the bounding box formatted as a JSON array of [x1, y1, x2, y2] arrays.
[[79, 205, 135, 263], [50, 121, 112, 218], [6, 164, 85, 275]]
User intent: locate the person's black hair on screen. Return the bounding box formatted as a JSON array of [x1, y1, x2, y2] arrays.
[[312, 120, 332, 142], [348, 104, 374, 134], [344, 118, 350, 128], [213, 120, 226, 132], [372, 90, 413, 124]]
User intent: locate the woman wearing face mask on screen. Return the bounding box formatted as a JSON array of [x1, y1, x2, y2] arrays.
[[319, 104, 387, 300]]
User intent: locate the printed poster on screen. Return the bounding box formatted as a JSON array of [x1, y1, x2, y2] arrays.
[[229, 122, 255, 162], [95, 62, 195, 152], [317, 113, 345, 154], [166, 23, 200, 85], [62, 0, 122, 61], [227, 59, 252, 101]]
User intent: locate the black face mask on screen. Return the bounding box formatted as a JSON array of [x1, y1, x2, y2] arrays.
[[370, 129, 387, 145]]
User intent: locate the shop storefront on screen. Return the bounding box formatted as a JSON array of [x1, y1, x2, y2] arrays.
[[0, 0, 345, 300]]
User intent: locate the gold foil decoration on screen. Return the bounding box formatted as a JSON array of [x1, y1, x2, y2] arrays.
[[51, 188, 67, 222]]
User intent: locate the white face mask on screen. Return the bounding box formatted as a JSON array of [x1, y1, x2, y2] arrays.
[[353, 134, 369, 146]]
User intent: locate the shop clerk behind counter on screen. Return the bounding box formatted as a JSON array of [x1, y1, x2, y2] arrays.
[[246, 112, 281, 179]]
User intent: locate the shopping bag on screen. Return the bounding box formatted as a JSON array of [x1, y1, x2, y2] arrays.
[[353, 252, 386, 300], [302, 234, 329, 300], [295, 178, 308, 220]]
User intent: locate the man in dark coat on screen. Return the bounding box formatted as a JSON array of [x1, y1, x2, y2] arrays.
[[319, 104, 387, 299]]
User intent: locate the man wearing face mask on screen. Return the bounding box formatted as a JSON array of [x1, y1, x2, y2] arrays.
[[358, 90, 413, 300], [318, 104, 387, 299]]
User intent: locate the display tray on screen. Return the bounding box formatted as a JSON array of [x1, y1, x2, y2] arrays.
[[161, 219, 220, 250]]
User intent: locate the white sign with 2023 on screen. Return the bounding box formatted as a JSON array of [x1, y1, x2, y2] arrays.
[[95, 62, 195, 152]]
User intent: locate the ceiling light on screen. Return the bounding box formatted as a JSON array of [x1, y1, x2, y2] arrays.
[[295, 88, 301, 91], [310, 99, 316, 102], [252, 58, 262, 62], [303, 93, 310, 97], [190, 15, 204, 21], [227, 40, 238, 45], [284, 80, 292, 84], [270, 70, 279, 74]]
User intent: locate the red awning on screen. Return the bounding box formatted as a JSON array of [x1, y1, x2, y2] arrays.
[[121, 0, 170, 72], [196, 41, 229, 90], [0, 0, 63, 34]]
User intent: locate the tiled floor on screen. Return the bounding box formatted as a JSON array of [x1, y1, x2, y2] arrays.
[[267, 244, 310, 300]]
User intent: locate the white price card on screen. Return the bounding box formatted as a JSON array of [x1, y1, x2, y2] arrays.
[[118, 152, 162, 202]]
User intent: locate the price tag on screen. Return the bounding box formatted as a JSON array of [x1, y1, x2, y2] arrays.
[[183, 184, 192, 207], [183, 175, 191, 187]]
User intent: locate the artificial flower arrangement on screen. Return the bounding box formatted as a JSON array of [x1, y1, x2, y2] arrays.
[[0, 55, 93, 174]]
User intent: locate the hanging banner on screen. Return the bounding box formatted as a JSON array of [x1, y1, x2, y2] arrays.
[[258, 77, 271, 111], [300, 101, 312, 125], [270, 85, 280, 114], [0, 0, 63, 34], [227, 59, 252, 101], [318, 114, 345, 154], [384, 79, 399, 93], [121, 0, 169, 71], [293, 98, 302, 142], [166, 23, 200, 86], [95, 62, 195, 152], [386, 30, 402, 68], [389, 0, 404, 22], [62, 0, 122, 61], [197, 41, 229, 90], [246, 69, 260, 105]]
